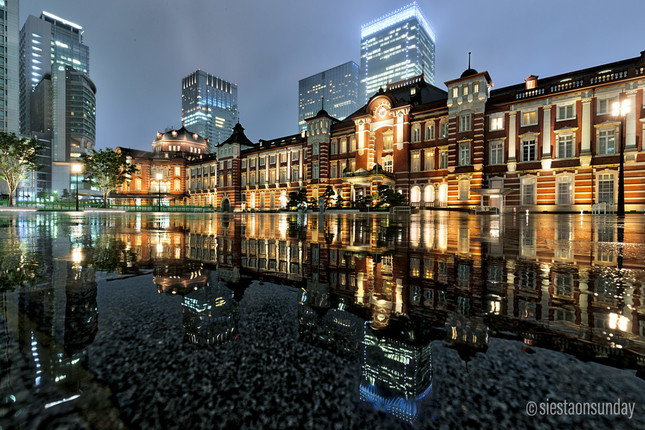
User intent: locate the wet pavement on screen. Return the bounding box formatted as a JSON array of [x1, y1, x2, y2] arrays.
[[0, 212, 644, 429]]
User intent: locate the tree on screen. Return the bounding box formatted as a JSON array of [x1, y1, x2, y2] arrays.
[[82, 148, 138, 207], [374, 184, 406, 209], [0, 132, 41, 206], [287, 188, 308, 210]]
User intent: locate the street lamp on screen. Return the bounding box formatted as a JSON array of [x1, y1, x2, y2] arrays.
[[612, 99, 630, 217], [156, 172, 163, 212], [72, 163, 83, 211]]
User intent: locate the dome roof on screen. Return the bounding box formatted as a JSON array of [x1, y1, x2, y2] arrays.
[[460, 68, 478, 78]]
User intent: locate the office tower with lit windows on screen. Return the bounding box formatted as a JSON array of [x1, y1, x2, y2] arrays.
[[0, 0, 19, 133], [19, 12, 94, 197], [182, 71, 238, 150], [298, 61, 360, 131], [360, 2, 435, 102]]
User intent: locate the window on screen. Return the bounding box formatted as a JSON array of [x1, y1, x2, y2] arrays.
[[557, 104, 575, 120], [383, 156, 393, 172], [440, 120, 449, 138], [250, 158, 256, 168], [227, 173, 232, 186], [459, 142, 471, 165], [269, 169, 276, 184], [557, 135, 574, 158], [557, 176, 573, 205], [259, 157, 266, 167], [312, 161, 319, 179], [250, 172, 256, 186], [597, 129, 616, 155], [598, 173, 615, 204], [439, 148, 449, 169], [459, 179, 469, 201], [331, 163, 337, 178], [522, 139, 537, 162], [383, 131, 393, 150], [349, 136, 356, 152], [411, 152, 420, 172], [522, 110, 537, 126], [490, 141, 503, 165], [331, 140, 337, 155], [490, 116, 504, 131], [280, 168, 287, 183], [270, 155, 276, 164], [135, 178, 142, 191], [174, 166, 180, 176], [340, 138, 347, 153], [459, 114, 471, 132], [473, 83, 479, 93], [292, 151, 299, 162], [174, 178, 181, 191], [597, 96, 618, 115], [241, 160, 246, 169], [452, 87, 458, 98], [291, 166, 298, 181], [259, 172, 265, 185], [412, 125, 421, 142], [312, 142, 319, 155], [241, 173, 247, 186], [521, 178, 536, 205], [424, 150, 434, 170], [463, 85, 469, 96], [425, 123, 434, 140]]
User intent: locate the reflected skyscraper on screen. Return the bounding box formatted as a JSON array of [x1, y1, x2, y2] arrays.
[[298, 61, 360, 131], [181, 70, 238, 150], [360, 2, 436, 102]]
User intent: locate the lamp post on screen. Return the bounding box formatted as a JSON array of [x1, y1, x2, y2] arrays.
[[156, 172, 163, 212], [613, 99, 630, 217], [72, 163, 83, 211]]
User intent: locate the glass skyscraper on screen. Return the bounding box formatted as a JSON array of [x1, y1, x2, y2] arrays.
[[360, 2, 436, 102], [298, 61, 360, 131], [19, 11, 90, 135], [0, 0, 19, 133], [182, 71, 238, 150]]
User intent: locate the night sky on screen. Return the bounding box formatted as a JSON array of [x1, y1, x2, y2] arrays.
[[20, 0, 645, 151]]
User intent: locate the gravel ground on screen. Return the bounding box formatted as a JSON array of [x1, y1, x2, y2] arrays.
[[2, 278, 644, 429]]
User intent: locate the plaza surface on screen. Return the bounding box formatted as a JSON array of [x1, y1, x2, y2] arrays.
[[0, 212, 644, 429]]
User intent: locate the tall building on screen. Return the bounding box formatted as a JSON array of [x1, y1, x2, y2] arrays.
[[19, 12, 94, 197], [19, 11, 90, 135], [181, 70, 238, 150], [298, 61, 360, 131], [0, 0, 20, 133], [360, 2, 436, 103]]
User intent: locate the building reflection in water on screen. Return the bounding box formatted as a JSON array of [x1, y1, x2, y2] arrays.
[[2, 211, 644, 424]]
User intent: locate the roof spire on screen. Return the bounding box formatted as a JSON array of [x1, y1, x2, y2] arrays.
[[468, 52, 471, 69], [321, 96, 325, 111]]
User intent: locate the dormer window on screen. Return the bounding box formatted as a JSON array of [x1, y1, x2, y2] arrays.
[[525, 75, 538, 90], [410, 87, 417, 96], [463, 85, 469, 96], [452, 87, 458, 98]]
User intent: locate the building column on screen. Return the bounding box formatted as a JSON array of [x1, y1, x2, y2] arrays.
[[626, 90, 637, 149], [580, 99, 592, 154], [508, 111, 517, 172]]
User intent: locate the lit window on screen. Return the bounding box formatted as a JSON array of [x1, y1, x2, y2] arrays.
[[473, 83, 479, 93], [424, 150, 434, 170], [312, 162, 319, 179], [463, 85, 469, 96], [521, 110, 538, 126], [383, 156, 393, 172], [439, 148, 449, 169], [412, 126, 421, 142], [521, 177, 536, 205], [440, 121, 449, 138], [411, 152, 420, 172], [174, 166, 180, 176], [452, 87, 458, 98], [490, 116, 504, 131], [292, 151, 299, 162], [459, 179, 469, 201]]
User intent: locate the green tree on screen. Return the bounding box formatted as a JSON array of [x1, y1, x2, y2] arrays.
[[82, 148, 138, 207], [0, 132, 41, 206], [287, 188, 308, 210], [374, 184, 407, 209]]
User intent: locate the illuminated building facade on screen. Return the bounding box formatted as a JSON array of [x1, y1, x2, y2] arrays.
[[181, 70, 238, 149], [114, 126, 207, 206], [19, 12, 94, 197], [298, 61, 360, 131], [360, 2, 436, 103]]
